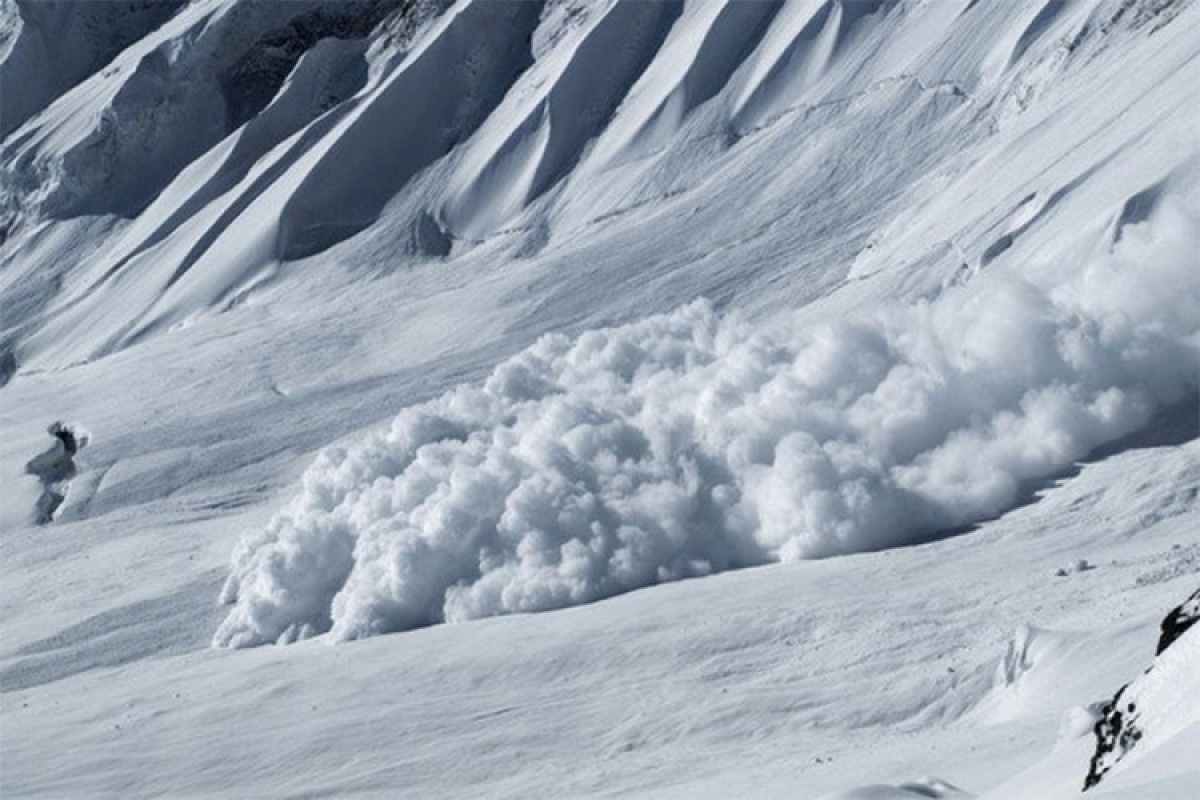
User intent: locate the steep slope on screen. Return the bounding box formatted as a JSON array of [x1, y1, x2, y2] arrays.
[[215, 190, 1198, 645], [1, 0, 1198, 797], [0, 0, 188, 140], [4, 0, 1197, 369]]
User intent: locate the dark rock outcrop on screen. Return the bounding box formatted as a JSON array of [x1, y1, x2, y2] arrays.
[[218, 0, 410, 130], [1155, 587, 1200, 656], [1083, 586, 1200, 790]]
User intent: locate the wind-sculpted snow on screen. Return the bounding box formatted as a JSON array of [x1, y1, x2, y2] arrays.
[[214, 198, 1200, 647], [0, 0, 188, 140]]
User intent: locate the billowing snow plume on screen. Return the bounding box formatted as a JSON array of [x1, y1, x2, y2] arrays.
[[215, 199, 1199, 647]]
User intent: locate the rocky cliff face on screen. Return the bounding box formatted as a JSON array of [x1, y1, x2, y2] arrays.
[[1084, 587, 1200, 790]]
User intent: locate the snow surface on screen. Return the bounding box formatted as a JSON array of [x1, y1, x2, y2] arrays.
[[1098, 627, 1200, 781], [2, 0, 1199, 796]]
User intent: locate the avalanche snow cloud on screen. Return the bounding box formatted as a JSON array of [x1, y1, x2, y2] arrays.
[[215, 195, 1200, 648]]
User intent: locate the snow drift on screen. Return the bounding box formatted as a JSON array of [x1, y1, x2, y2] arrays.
[[214, 191, 1200, 647]]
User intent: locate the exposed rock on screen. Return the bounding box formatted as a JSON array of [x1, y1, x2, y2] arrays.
[[1084, 682, 1141, 790], [1084, 586, 1200, 790], [218, 0, 409, 130], [1155, 587, 1200, 655]]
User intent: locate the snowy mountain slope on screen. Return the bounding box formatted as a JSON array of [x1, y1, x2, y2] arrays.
[[3, 430, 1198, 797], [979, 592, 1200, 800], [1, 0, 1199, 797], [0, 0, 189, 140], [212, 198, 1198, 646], [4, 0, 1197, 368]]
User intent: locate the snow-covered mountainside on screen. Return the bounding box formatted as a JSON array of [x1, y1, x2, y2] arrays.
[[1083, 589, 1200, 791], [1, 0, 1197, 797]]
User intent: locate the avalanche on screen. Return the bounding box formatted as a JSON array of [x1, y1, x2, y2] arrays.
[[2, 0, 1199, 797], [216, 193, 1199, 646]]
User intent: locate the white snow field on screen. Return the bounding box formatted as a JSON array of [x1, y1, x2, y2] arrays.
[[1, 0, 1198, 797]]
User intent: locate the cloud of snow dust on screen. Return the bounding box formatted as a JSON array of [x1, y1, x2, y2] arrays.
[[214, 198, 1199, 647]]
